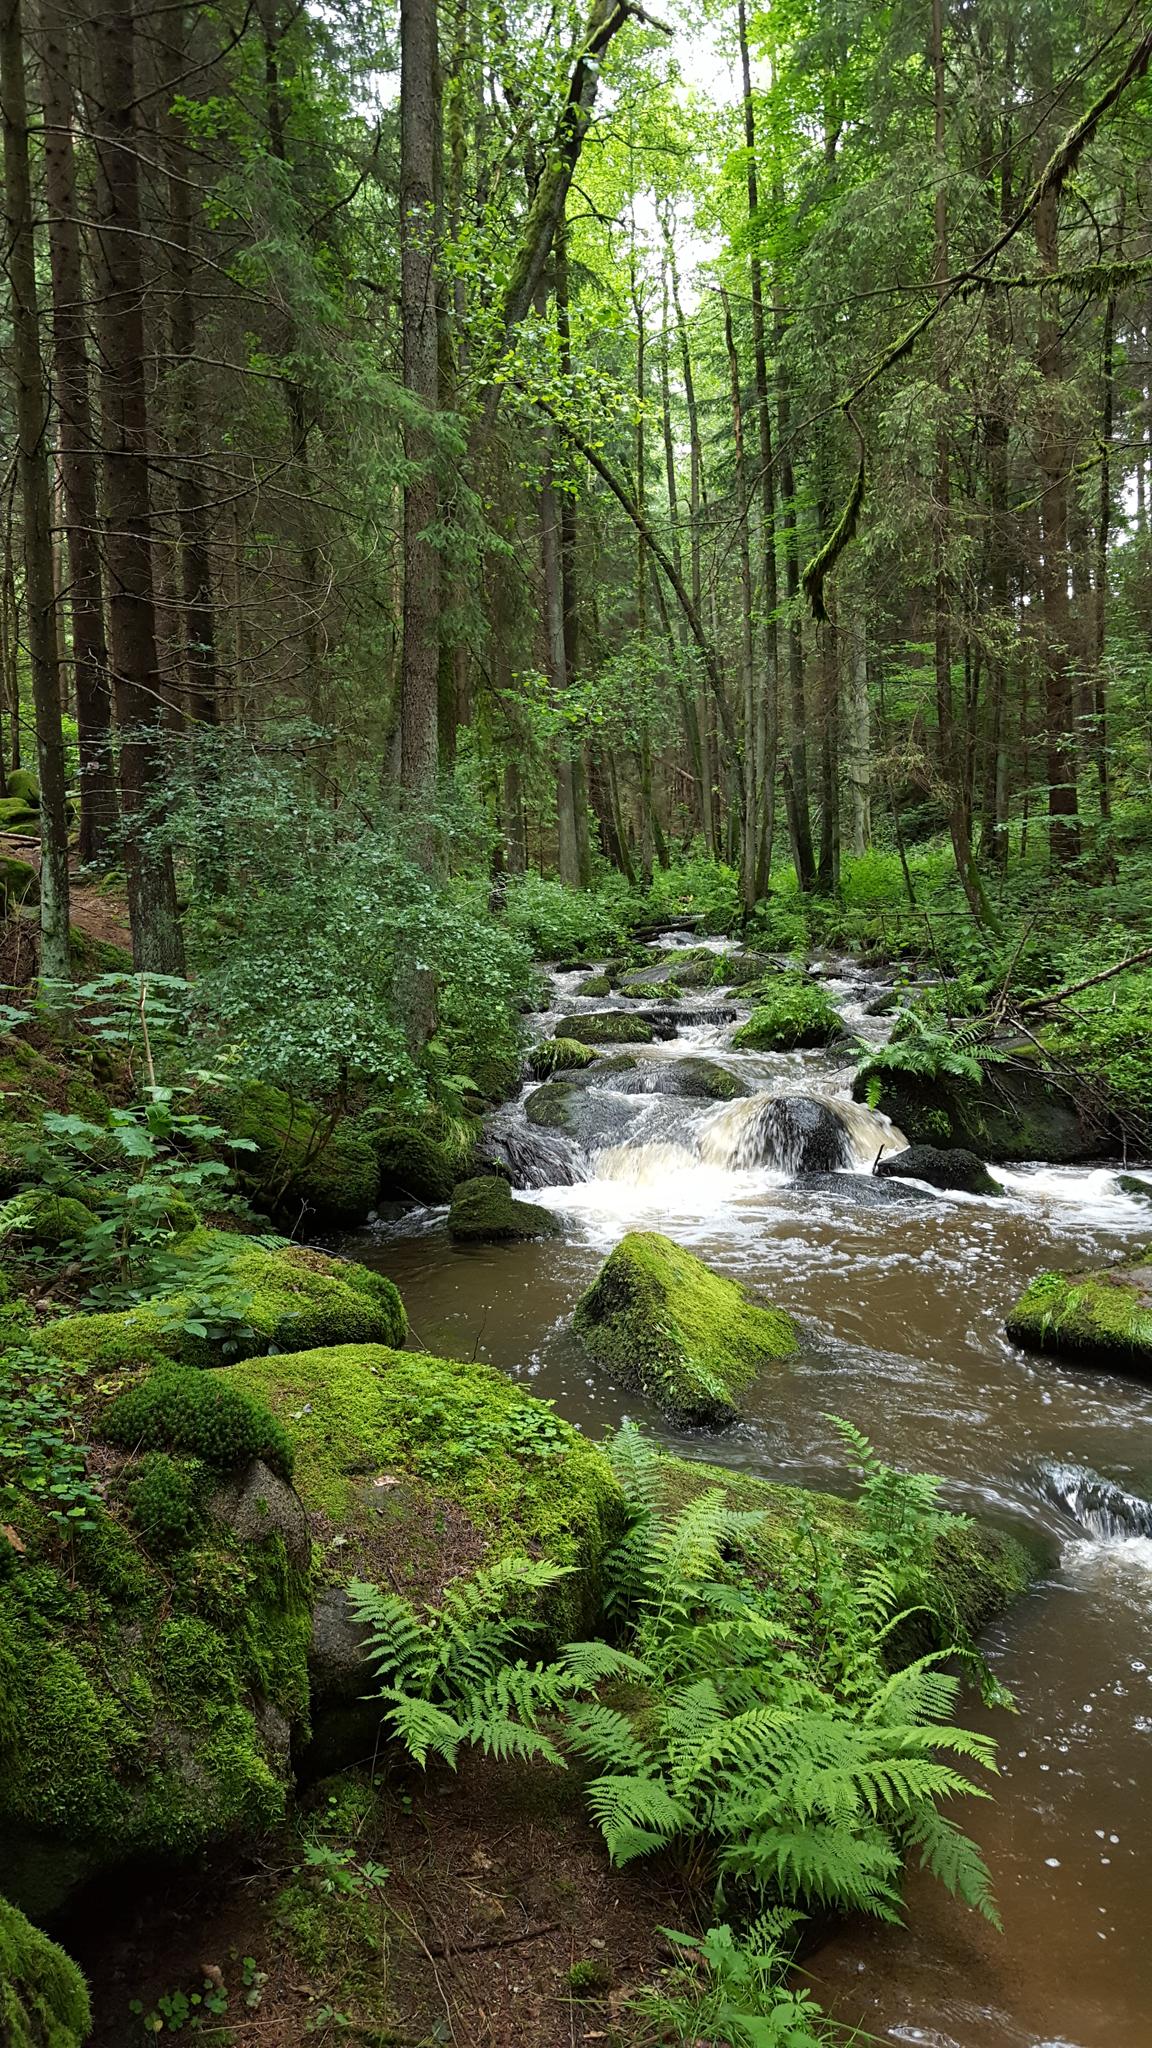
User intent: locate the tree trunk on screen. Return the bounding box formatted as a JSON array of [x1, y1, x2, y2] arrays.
[[1, 0, 71, 982], [722, 290, 757, 914], [40, 0, 117, 867], [663, 214, 716, 857], [399, 0, 442, 824], [845, 609, 871, 856], [1034, 42, 1081, 867], [738, 0, 778, 887]]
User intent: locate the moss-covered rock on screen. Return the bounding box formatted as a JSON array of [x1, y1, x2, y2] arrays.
[[875, 1144, 1001, 1197], [0, 798, 41, 834], [6, 769, 39, 808], [554, 1012, 655, 1046], [224, 1083, 379, 1225], [34, 1230, 406, 1373], [628, 1056, 749, 1101], [854, 1047, 1106, 1163], [577, 973, 612, 998], [732, 975, 841, 1051], [447, 1175, 561, 1243], [1006, 1253, 1152, 1375], [526, 1037, 599, 1081], [368, 1117, 461, 1206], [0, 1414, 313, 1914], [100, 1367, 295, 1475], [0, 1895, 90, 2047], [0, 1190, 97, 1250], [524, 1082, 577, 1130], [0, 855, 38, 910], [617, 979, 681, 1002], [572, 1231, 799, 1425], [222, 1344, 626, 1641]]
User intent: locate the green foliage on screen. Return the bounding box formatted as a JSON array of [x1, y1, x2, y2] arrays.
[[116, 1453, 208, 1555], [0, 1349, 103, 1534], [0, 1894, 91, 2048], [526, 1036, 598, 1079], [503, 872, 635, 959], [628, 1919, 835, 2046], [856, 1012, 1009, 1107], [732, 975, 842, 1051], [101, 1367, 294, 1480]]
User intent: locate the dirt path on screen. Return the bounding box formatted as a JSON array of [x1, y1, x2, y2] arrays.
[[1, 831, 132, 954]]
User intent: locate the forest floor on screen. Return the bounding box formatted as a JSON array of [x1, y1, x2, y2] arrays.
[[0, 830, 132, 956], [66, 1753, 691, 2046]]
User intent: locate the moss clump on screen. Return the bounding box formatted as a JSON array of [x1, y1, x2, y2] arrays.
[[222, 1344, 627, 1635], [573, 1231, 799, 1426], [0, 1895, 90, 2047], [732, 975, 841, 1051], [447, 1176, 561, 1243], [0, 798, 40, 833], [0, 1190, 97, 1250], [370, 1117, 460, 1205], [577, 973, 612, 998], [34, 1230, 406, 1372], [0, 855, 38, 909], [6, 769, 39, 807], [224, 1082, 379, 1224], [115, 1452, 208, 1555], [524, 1082, 576, 1130], [653, 1056, 748, 1101], [1006, 1255, 1152, 1374], [554, 1012, 654, 1046], [527, 1037, 598, 1080], [100, 1366, 295, 1476]]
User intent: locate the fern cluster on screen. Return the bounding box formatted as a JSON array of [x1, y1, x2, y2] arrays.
[[856, 1011, 1011, 1106]]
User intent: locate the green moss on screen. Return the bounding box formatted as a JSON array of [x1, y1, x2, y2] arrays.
[[34, 1230, 406, 1372], [665, 1057, 747, 1101], [0, 798, 40, 833], [447, 1175, 561, 1242], [731, 974, 841, 1051], [224, 1082, 379, 1224], [101, 1366, 295, 1476], [6, 769, 40, 807], [0, 1190, 97, 1249], [572, 1231, 799, 1426], [464, 1042, 523, 1104], [524, 1082, 575, 1130], [554, 1012, 655, 1045], [115, 1452, 208, 1554], [577, 973, 612, 997], [1006, 1255, 1152, 1373], [527, 1037, 598, 1080], [0, 855, 38, 909], [223, 1344, 626, 1636], [369, 1117, 460, 1204], [618, 979, 680, 1001], [0, 1895, 90, 2048]]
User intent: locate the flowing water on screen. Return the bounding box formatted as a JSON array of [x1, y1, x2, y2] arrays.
[[344, 946, 1152, 2047]]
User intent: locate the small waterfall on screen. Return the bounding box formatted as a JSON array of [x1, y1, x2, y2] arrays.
[[591, 1140, 702, 1185], [484, 1121, 586, 1189], [1036, 1460, 1152, 1541], [698, 1092, 905, 1174]]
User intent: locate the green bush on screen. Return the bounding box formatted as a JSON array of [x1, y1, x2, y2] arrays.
[[732, 974, 842, 1051], [503, 872, 635, 959], [101, 1367, 294, 1479]]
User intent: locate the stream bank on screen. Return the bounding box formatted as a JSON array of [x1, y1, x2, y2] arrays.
[[340, 938, 1152, 2048]]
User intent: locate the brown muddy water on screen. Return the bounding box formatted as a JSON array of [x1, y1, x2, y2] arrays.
[[343, 946, 1152, 2048]]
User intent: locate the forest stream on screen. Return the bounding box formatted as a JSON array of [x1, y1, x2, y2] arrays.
[[342, 937, 1152, 2048]]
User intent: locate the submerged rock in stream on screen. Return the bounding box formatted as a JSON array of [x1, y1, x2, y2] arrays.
[[447, 1176, 562, 1243], [700, 1094, 855, 1174], [876, 1142, 1001, 1197], [1035, 1459, 1152, 1539], [796, 1171, 936, 1208], [572, 1230, 798, 1426]]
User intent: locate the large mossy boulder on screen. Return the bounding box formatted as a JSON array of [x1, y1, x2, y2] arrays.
[[854, 1047, 1106, 1163], [224, 1082, 379, 1225], [33, 1230, 406, 1373], [554, 1011, 655, 1046], [368, 1116, 461, 1206], [732, 974, 841, 1052], [222, 1345, 627, 1647], [447, 1175, 561, 1243], [6, 769, 39, 808], [875, 1143, 1001, 1197], [0, 1369, 313, 1914], [625, 1056, 749, 1101], [0, 1895, 91, 2046], [0, 855, 38, 911], [572, 1230, 799, 1425], [1006, 1253, 1152, 1376]]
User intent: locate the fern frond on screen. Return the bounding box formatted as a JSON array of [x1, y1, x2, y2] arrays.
[[380, 1691, 465, 1770], [564, 1702, 657, 1773], [905, 1808, 1002, 1928]]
